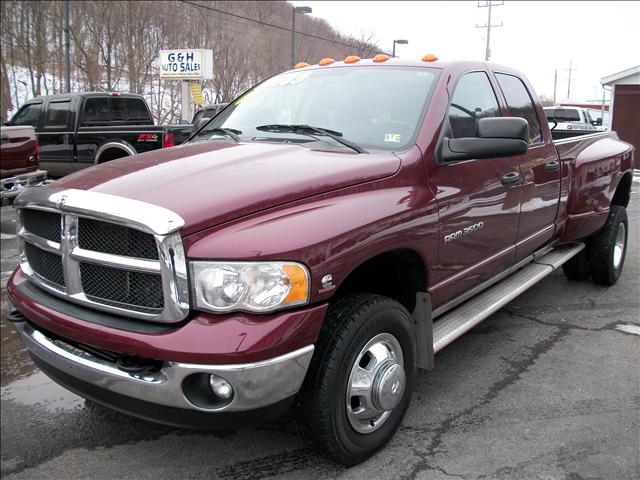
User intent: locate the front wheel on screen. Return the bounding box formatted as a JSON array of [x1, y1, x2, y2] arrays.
[[296, 294, 416, 465]]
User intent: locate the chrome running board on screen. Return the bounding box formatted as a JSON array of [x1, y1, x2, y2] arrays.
[[433, 243, 585, 353]]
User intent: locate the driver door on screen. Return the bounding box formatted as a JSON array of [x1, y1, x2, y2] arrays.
[[429, 71, 521, 308]]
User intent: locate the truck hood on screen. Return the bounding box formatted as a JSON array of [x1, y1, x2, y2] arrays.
[[54, 141, 401, 235]]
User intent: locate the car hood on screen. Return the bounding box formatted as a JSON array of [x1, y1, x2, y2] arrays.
[[54, 141, 401, 235]]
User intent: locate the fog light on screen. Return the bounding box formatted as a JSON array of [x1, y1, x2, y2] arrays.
[[209, 375, 234, 400]]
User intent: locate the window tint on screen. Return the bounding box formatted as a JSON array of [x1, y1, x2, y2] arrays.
[[82, 98, 110, 124], [125, 98, 150, 122], [44, 101, 70, 128], [546, 108, 581, 122], [111, 98, 126, 121], [495, 73, 542, 144], [10, 103, 42, 127], [448, 72, 500, 138]]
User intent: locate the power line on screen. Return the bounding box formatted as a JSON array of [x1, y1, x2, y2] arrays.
[[178, 0, 381, 54], [476, 1, 503, 61]]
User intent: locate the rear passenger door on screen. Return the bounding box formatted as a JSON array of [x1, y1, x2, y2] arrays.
[[430, 71, 522, 307], [494, 72, 561, 262], [38, 99, 75, 165]]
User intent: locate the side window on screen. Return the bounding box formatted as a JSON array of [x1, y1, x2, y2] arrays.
[[584, 110, 594, 125], [10, 103, 42, 127], [125, 99, 151, 122], [496, 73, 543, 144], [82, 98, 110, 124], [44, 101, 71, 129], [448, 72, 500, 138]]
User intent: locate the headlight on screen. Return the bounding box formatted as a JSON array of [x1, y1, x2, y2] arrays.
[[190, 261, 310, 313]]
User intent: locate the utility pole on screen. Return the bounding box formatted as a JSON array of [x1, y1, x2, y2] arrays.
[[476, 1, 503, 61], [565, 60, 576, 99], [553, 69, 558, 106], [64, 0, 71, 92]]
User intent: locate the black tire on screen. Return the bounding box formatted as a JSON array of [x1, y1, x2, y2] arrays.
[[588, 205, 628, 286], [562, 249, 591, 281], [296, 294, 417, 466]]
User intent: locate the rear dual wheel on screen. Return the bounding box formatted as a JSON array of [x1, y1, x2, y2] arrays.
[[296, 294, 416, 466], [563, 205, 628, 286]]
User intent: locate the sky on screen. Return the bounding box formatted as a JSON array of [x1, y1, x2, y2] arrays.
[[291, 1, 640, 102]]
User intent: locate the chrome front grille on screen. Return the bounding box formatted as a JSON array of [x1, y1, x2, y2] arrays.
[[15, 188, 189, 323], [77, 217, 159, 260]]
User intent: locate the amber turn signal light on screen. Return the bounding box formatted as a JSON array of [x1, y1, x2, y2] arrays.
[[283, 264, 309, 303]]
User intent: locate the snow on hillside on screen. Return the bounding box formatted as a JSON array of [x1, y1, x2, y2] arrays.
[[6, 65, 218, 124]]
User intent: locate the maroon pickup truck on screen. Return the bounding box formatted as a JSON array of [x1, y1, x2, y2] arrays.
[[7, 57, 635, 465], [0, 125, 47, 203]]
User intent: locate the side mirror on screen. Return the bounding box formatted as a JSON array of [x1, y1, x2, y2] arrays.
[[594, 118, 603, 126], [441, 117, 530, 162]]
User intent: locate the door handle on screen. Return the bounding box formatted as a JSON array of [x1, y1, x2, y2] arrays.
[[501, 171, 521, 186], [545, 160, 560, 172]]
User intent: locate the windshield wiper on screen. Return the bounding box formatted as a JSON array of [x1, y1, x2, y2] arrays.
[[256, 124, 368, 154], [201, 127, 242, 143]]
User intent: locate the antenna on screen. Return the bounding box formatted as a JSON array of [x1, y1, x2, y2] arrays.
[[476, 1, 504, 61]]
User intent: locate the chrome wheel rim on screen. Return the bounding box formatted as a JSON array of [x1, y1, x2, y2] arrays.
[[613, 222, 626, 270], [346, 333, 405, 434]]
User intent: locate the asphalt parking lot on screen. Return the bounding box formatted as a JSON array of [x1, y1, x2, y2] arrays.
[[1, 183, 639, 480]]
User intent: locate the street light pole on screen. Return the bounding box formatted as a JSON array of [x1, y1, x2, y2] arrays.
[[392, 39, 408, 58], [291, 6, 312, 68], [64, 0, 71, 92]]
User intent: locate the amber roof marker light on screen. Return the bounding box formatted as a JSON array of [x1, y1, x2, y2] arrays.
[[319, 57, 336, 66], [295, 62, 310, 69], [344, 55, 361, 64], [422, 54, 438, 62], [372, 54, 390, 63]]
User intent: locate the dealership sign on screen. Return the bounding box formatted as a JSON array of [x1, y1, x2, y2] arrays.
[[159, 49, 213, 80]]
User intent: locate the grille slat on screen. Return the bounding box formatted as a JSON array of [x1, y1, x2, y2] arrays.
[[23, 210, 61, 242], [80, 263, 164, 314], [24, 243, 65, 290], [78, 218, 158, 260]]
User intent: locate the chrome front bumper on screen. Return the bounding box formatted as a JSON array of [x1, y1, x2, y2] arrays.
[[13, 320, 314, 413], [0, 170, 48, 202]]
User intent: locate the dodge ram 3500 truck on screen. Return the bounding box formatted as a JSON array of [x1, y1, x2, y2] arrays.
[[7, 57, 635, 465]]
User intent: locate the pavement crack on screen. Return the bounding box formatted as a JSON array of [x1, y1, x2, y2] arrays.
[[501, 310, 621, 333], [400, 325, 568, 477], [401, 447, 466, 479]]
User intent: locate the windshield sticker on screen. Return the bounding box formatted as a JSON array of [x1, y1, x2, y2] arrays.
[[384, 133, 401, 143]]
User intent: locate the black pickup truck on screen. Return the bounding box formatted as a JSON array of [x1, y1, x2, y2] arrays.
[[4, 92, 192, 177]]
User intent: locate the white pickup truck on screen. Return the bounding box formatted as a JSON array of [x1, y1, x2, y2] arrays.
[[543, 106, 603, 134]]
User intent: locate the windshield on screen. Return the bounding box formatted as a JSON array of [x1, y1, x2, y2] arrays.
[[194, 66, 440, 152]]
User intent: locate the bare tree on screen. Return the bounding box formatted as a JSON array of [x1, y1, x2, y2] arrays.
[[0, 0, 382, 121]]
